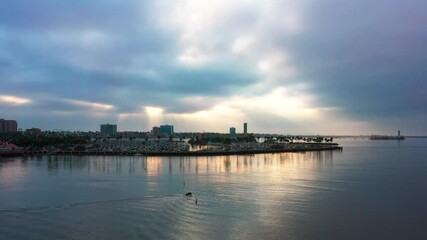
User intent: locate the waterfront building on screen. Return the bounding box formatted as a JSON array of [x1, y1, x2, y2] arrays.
[[151, 126, 161, 136], [243, 123, 247, 134], [100, 124, 117, 135], [0, 119, 18, 134], [160, 125, 174, 135], [230, 127, 236, 137], [26, 128, 42, 136], [0, 141, 19, 150]]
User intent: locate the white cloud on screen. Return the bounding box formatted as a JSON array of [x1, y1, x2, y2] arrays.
[[66, 99, 114, 111], [231, 36, 256, 55], [0, 95, 31, 105], [177, 46, 212, 65]]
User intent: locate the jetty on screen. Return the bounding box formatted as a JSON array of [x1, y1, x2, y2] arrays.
[[370, 130, 405, 140], [0, 143, 342, 158]]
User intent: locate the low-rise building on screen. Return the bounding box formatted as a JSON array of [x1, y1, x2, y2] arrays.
[[151, 126, 161, 136]]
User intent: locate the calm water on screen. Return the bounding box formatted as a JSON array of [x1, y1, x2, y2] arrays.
[[1, 138, 427, 239]]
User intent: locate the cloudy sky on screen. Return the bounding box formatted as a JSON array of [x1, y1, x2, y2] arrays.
[[1, 0, 426, 135]]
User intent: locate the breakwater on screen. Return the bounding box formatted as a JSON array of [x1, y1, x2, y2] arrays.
[[0, 143, 342, 157]]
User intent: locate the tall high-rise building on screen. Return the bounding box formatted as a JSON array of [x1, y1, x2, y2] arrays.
[[0, 119, 17, 134], [100, 123, 117, 135], [243, 122, 248, 134], [160, 125, 174, 135], [230, 127, 236, 137]]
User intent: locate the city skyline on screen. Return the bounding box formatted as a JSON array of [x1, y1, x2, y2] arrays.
[[1, 1, 427, 135]]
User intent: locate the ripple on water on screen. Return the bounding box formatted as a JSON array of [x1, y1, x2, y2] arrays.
[[0, 195, 207, 240]]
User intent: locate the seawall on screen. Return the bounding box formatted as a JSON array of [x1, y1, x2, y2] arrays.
[[0, 144, 342, 158]]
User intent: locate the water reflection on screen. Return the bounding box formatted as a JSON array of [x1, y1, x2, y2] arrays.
[[0, 159, 28, 189], [0, 151, 334, 176], [0, 150, 365, 239], [2, 140, 427, 239]]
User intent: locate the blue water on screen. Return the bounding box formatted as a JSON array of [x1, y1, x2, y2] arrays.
[[1, 138, 427, 239]]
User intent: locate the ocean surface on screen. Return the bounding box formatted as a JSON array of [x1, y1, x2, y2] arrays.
[[1, 138, 427, 239]]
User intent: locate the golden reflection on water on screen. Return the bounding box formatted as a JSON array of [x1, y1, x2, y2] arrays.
[[0, 150, 336, 239], [142, 151, 333, 177], [148, 151, 333, 175], [1, 151, 334, 177], [146, 157, 161, 176], [0, 159, 28, 188]]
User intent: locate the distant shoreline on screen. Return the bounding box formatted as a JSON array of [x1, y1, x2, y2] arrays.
[[0, 143, 342, 158]]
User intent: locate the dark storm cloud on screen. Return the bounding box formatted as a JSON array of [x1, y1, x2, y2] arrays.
[[1, 60, 124, 100], [0, 1, 160, 111], [117, 63, 258, 113], [281, 0, 427, 124], [160, 64, 257, 95], [0, 0, 259, 117]]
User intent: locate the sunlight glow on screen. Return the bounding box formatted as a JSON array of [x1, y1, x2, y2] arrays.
[[144, 106, 165, 128], [165, 87, 353, 133], [145, 106, 164, 116], [0, 95, 31, 105], [67, 99, 113, 110], [222, 87, 319, 119]]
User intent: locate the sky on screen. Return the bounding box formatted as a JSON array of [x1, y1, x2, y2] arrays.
[[1, 0, 426, 135]]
